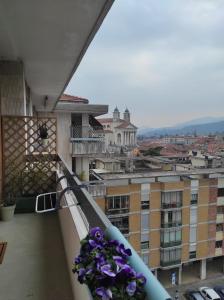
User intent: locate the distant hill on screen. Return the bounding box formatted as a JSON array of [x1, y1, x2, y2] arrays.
[[138, 120, 224, 138]]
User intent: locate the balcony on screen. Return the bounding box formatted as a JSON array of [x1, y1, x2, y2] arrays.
[[217, 196, 224, 206], [216, 214, 224, 223], [161, 202, 182, 210], [215, 248, 223, 256], [0, 135, 171, 300], [160, 240, 182, 248], [0, 213, 73, 300], [70, 125, 105, 156], [161, 221, 182, 228], [160, 259, 181, 267], [85, 182, 106, 198], [216, 231, 223, 240]]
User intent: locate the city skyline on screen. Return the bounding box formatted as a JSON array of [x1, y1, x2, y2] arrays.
[[66, 0, 224, 128]]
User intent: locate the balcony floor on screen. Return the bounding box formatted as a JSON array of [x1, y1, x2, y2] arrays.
[[0, 213, 73, 300]]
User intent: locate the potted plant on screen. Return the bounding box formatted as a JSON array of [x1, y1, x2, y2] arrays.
[[38, 123, 48, 146], [73, 227, 146, 299], [0, 194, 16, 221]]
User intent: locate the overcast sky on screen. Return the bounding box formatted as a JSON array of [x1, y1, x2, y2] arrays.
[[66, 0, 224, 128]]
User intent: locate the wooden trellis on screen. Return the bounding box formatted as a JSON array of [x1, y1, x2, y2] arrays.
[[2, 116, 57, 196]]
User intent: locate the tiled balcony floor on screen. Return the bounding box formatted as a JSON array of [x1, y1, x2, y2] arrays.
[[0, 213, 73, 300]]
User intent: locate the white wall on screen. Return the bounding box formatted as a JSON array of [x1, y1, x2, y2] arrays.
[[0, 61, 26, 116], [57, 112, 72, 168]]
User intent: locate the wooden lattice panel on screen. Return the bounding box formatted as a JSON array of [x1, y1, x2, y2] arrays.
[[2, 116, 57, 196]]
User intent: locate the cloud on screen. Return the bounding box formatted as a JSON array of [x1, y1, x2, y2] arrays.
[[66, 0, 224, 127]]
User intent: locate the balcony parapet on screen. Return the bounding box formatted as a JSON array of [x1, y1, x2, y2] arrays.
[[70, 125, 105, 155], [57, 156, 172, 300]]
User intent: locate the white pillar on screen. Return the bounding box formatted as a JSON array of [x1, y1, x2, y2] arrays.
[[178, 265, 182, 284], [200, 259, 207, 280]]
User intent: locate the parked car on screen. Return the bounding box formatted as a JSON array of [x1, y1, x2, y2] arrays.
[[199, 287, 221, 300], [184, 290, 205, 300], [214, 286, 224, 300]]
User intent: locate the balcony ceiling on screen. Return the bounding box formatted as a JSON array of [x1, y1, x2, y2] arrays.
[[0, 0, 114, 111]]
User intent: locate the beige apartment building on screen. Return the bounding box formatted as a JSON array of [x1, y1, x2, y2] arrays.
[[92, 168, 224, 286]]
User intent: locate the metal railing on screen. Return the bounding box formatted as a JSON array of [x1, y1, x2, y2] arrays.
[[70, 125, 105, 155], [57, 155, 172, 300], [70, 125, 104, 140]]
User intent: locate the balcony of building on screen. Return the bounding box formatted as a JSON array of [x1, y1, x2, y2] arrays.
[[70, 125, 106, 156], [1, 152, 171, 300], [217, 196, 224, 206], [0, 213, 73, 300], [216, 213, 224, 223], [216, 231, 223, 240], [85, 181, 107, 198]]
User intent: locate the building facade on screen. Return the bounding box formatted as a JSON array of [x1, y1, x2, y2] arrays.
[[93, 169, 224, 286], [98, 107, 137, 151]]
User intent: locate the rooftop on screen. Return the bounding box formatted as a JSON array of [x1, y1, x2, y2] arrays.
[[97, 167, 224, 180]]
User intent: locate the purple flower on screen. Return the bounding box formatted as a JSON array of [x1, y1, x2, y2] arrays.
[[74, 255, 82, 264], [100, 264, 116, 277], [96, 287, 112, 300], [116, 243, 132, 258], [126, 281, 137, 296], [90, 227, 104, 241], [113, 256, 126, 267], [107, 239, 119, 247], [136, 272, 147, 285], [78, 268, 86, 283]]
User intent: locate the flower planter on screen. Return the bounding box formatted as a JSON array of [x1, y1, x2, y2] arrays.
[[41, 138, 48, 146], [0, 204, 16, 221]]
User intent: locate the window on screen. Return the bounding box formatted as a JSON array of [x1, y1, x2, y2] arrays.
[[217, 206, 224, 214], [189, 251, 196, 259], [110, 216, 129, 234], [190, 226, 197, 243], [218, 188, 224, 197], [161, 191, 182, 209], [141, 233, 149, 250], [215, 241, 222, 248], [191, 193, 198, 205], [141, 184, 150, 210], [216, 224, 223, 232], [161, 228, 182, 247], [141, 253, 149, 266], [141, 214, 149, 231], [190, 207, 197, 224], [161, 210, 182, 228], [160, 248, 181, 266], [106, 195, 129, 214]]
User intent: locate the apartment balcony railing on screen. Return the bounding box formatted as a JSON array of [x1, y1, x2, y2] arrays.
[[161, 202, 182, 210], [216, 213, 224, 223], [160, 240, 182, 248], [106, 207, 129, 215], [56, 156, 171, 300], [217, 196, 224, 206], [216, 231, 223, 240], [70, 125, 105, 156], [215, 248, 223, 256], [161, 221, 182, 228], [160, 259, 181, 267], [85, 182, 106, 198]]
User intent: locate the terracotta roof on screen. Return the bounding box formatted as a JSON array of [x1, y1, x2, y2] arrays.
[[59, 93, 89, 104]]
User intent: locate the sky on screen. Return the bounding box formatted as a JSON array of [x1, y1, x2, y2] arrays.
[[66, 0, 224, 128]]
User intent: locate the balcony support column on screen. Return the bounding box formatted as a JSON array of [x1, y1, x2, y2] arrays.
[[178, 265, 182, 284], [200, 259, 207, 280]]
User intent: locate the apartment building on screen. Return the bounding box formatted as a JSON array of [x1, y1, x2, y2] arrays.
[[92, 168, 224, 286]]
